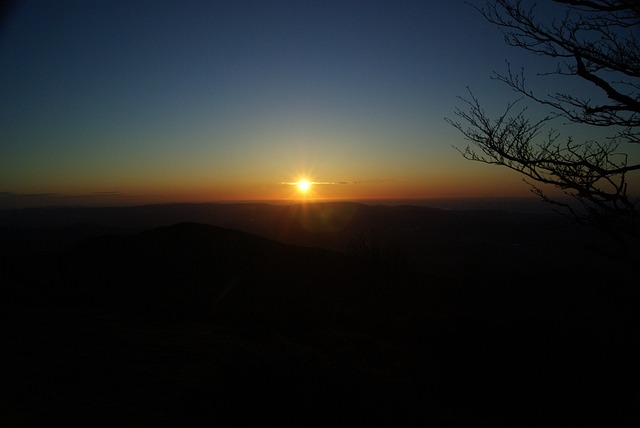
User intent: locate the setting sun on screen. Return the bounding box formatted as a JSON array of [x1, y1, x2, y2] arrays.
[[297, 180, 311, 192]]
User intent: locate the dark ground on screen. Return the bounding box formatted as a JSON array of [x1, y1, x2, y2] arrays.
[[1, 202, 638, 426]]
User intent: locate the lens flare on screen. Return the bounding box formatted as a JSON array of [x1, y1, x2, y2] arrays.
[[297, 180, 311, 192]]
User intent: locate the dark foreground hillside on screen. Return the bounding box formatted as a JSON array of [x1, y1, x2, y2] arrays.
[[1, 204, 639, 426]]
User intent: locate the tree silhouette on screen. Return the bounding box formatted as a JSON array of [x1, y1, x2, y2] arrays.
[[447, 0, 639, 256]]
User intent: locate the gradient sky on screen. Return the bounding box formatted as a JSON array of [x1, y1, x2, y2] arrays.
[[1, 0, 624, 208]]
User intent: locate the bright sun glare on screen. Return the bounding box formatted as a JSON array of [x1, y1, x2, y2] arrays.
[[297, 180, 311, 192]]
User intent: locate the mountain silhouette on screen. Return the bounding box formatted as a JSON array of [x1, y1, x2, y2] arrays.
[[1, 205, 639, 426], [38, 222, 361, 326]]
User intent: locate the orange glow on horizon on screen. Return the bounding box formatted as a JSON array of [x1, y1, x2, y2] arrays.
[[2, 166, 548, 209]]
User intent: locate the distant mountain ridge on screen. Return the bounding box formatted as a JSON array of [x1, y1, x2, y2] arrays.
[[0, 201, 555, 255]]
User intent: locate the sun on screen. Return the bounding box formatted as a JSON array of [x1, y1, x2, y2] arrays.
[[297, 180, 311, 192]]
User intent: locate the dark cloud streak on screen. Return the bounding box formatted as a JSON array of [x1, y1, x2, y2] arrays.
[[0, 191, 130, 209]]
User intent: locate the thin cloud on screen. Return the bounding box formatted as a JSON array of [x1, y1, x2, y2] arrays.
[[0, 191, 56, 198], [281, 181, 362, 186], [0, 191, 130, 209], [65, 192, 128, 198], [90, 191, 126, 196]]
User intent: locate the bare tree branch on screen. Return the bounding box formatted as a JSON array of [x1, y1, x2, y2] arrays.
[[451, 1, 640, 258]]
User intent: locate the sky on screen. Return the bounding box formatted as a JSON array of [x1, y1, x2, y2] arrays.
[[1, 0, 628, 208]]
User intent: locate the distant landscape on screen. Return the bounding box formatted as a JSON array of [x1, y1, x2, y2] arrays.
[[1, 201, 638, 426], [2, 0, 638, 424]]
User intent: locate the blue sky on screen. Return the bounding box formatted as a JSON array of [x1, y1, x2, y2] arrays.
[[1, 0, 611, 208]]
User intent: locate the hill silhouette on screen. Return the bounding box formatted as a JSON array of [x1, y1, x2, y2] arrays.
[[1, 203, 639, 425], [58, 222, 361, 324]]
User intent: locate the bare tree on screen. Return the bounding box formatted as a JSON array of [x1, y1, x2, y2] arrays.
[[447, 0, 640, 257]]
